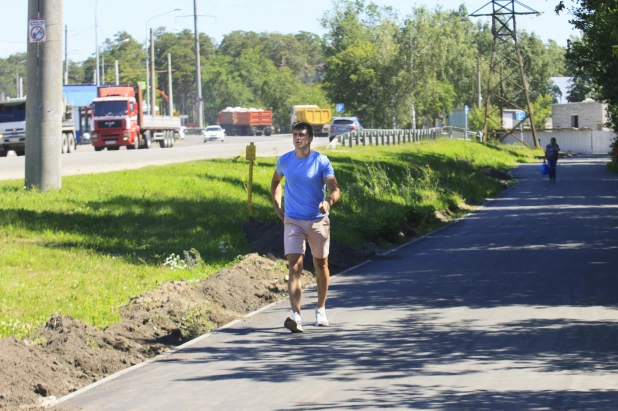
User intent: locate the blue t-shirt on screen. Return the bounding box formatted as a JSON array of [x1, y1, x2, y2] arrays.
[[276, 150, 335, 220]]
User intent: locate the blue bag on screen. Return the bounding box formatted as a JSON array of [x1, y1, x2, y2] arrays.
[[541, 162, 549, 175]]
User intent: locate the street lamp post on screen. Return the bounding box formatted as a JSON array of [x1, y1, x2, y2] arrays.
[[193, 0, 203, 128], [95, 0, 99, 86], [15, 59, 26, 98], [145, 8, 182, 115], [176, 6, 216, 128]]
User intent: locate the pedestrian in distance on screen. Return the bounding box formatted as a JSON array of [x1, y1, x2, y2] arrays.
[[545, 137, 560, 183], [270, 121, 341, 333]]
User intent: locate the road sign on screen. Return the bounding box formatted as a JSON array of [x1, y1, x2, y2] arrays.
[[336, 103, 344, 113], [28, 19, 46, 43], [464, 105, 469, 114], [516, 111, 526, 121]]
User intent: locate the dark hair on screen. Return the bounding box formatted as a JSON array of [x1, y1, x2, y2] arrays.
[[292, 121, 314, 138]]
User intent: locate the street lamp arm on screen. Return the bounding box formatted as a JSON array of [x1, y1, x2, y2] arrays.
[[176, 14, 217, 21]]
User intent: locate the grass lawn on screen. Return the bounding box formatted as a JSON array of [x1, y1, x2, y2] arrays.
[[0, 138, 541, 338]]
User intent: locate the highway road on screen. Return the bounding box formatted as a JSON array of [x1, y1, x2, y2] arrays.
[[54, 155, 618, 410], [0, 134, 331, 182]]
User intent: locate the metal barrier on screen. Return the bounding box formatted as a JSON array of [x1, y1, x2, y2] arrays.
[[332, 127, 478, 148]]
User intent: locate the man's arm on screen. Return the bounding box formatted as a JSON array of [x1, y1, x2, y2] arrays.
[[318, 176, 341, 214], [271, 171, 285, 221]]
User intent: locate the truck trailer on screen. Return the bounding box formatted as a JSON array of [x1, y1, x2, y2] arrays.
[[291, 105, 332, 137], [0, 98, 77, 156], [217, 108, 273, 136], [90, 85, 181, 151]]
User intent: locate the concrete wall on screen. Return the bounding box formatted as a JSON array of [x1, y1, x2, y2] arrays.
[[503, 129, 616, 154], [552, 101, 609, 130]]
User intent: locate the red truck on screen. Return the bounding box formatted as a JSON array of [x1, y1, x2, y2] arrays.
[[217, 108, 273, 136], [90, 85, 181, 151]]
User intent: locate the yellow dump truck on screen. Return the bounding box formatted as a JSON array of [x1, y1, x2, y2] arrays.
[[290, 105, 332, 137]]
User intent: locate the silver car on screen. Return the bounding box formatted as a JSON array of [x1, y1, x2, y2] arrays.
[[329, 117, 363, 141], [203, 125, 226, 143]]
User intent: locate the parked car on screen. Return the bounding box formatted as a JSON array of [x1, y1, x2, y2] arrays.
[[203, 125, 225, 143], [322, 124, 331, 136], [329, 117, 363, 141]]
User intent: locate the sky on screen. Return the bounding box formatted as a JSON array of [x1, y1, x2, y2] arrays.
[[1, 0, 579, 62]]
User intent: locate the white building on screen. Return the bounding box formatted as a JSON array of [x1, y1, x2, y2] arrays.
[[551, 99, 609, 131]]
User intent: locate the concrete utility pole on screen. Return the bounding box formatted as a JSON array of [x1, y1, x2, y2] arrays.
[[64, 24, 68, 85], [167, 53, 173, 116], [194, 0, 204, 128], [25, 0, 63, 191], [477, 57, 482, 109], [95, 0, 99, 86], [150, 28, 156, 116]]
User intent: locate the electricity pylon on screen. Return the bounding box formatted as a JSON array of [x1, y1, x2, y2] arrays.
[[471, 1, 541, 148]]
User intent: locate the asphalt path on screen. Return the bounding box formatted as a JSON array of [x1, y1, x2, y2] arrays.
[[0, 134, 331, 182], [55, 154, 618, 410]]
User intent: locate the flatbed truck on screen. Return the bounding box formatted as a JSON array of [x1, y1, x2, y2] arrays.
[[0, 98, 77, 156], [90, 85, 180, 151]]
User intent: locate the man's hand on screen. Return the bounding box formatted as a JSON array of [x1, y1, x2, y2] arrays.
[[318, 200, 331, 214], [271, 171, 285, 221], [274, 205, 285, 221]]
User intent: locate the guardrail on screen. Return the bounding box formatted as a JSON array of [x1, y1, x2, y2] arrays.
[[329, 126, 480, 148]]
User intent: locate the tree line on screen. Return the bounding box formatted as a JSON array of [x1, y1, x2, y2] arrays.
[[0, 1, 567, 132]]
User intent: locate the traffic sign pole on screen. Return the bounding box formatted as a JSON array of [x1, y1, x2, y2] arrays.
[[246, 142, 256, 215]]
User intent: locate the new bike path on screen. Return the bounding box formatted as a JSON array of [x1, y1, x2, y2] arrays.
[[56, 155, 618, 410]]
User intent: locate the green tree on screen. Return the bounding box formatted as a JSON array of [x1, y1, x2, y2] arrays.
[[0, 54, 27, 98], [531, 94, 554, 129], [100, 32, 144, 86], [469, 105, 500, 132], [150, 29, 216, 123], [202, 54, 254, 123], [67, 60, 85, 85], [556, 1, 618, 130]]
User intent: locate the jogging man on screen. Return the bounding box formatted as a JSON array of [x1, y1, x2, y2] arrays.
[[271, 122, 341, 333]]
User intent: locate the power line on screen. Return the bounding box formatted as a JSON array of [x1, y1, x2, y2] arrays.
[[68, 26, 95, 38]]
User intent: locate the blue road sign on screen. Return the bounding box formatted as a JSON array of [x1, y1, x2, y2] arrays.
[[516, 111, 526, 121], [464, 105, 469, 114], [336, 103, 344, 113]]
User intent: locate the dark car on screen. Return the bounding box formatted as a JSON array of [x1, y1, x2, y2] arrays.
[[329, 117, 363, 141]]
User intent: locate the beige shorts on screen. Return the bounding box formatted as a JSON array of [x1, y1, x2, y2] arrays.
[[284, 216, 330, 259]]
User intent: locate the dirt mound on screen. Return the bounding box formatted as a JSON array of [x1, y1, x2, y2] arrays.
[[0, 216, 409, 409], [0, 253, 315, 410], [243, 217, 369, 271]]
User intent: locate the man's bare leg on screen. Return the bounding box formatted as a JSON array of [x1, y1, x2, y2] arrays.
[[313, 256, 330, 308], [287, 253, 304, 313]]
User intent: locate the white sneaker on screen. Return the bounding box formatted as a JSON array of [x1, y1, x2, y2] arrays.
[[315, 307, 329, 326], [284, 311, 303, 333]]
